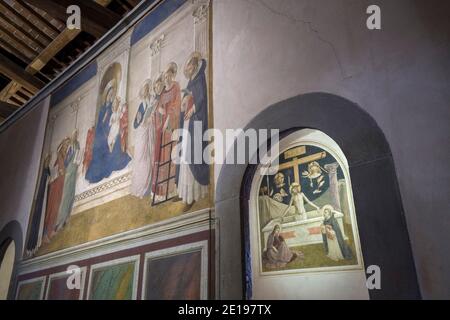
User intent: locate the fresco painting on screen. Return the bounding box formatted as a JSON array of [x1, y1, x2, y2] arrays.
[[23, 0, 212, 257], [257, 144, 362, 273]]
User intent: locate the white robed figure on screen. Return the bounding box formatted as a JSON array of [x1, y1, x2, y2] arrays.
[[130, 79, 157, 198]]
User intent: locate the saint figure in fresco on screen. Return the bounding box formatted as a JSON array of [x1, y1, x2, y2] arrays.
[[130, 79, 158, 198], [55, 129, 80, 232], [320, 205, 353, 261], [151, 63, 181, 197], [175, 52, 209, 205], [85, 79, 131, 183], [271, 172, 289, 203], [262, 224, 300, 269], [43, 137, 70, 242], [83, 126, 95, 174]]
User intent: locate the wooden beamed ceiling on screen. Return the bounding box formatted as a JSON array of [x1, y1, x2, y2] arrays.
[[0, 0, 140, 122]]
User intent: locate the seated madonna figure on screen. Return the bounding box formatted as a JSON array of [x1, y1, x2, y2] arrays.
[[263, 224, 299, 269]]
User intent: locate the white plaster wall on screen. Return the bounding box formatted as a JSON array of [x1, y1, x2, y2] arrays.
[[0, 98, 50, 251], [213, 0, 450, 298]]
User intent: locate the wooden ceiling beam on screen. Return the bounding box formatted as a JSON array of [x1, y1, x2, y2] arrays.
[[125, 0, 141, 7], [11, 93, 27, 104], [26, 28, 81, 75], [0, 27, 80, 104], [0, 53, 45, 93], [25, 1, 66, 31], [116, 0, 132, 11], [0, 101, 19, 119], [0, 38, 32, 64], [95, 0, 114, 6], [14, 0, 61, 37], [28, 0, 121, 38], [0, 2, 54, 43], [0, 24, 42, 55], [0, 10, 49, 48], [0, 81, 21, 103]]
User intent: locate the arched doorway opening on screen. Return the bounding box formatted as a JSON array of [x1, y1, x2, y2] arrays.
[[0, 239, 15, 299], [215, 92, 420, 299]]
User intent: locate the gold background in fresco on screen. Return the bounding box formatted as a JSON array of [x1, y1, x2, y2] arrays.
[[35, 195, 210, 256]]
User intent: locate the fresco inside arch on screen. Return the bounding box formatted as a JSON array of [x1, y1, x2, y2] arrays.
[[257, 144, 364, 273], [24, 0, 213, 257]]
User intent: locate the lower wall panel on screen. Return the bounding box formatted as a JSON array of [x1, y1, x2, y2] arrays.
[[15, 226, 215, 300]]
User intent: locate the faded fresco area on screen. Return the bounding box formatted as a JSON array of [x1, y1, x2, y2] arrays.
[[257, 144, 361, 273], [144, 251, 202, 300], [24, 1, 212, 257], [16, 279, 44, 300], [89, 261, 136, 300], [46, 274, 82, 300]]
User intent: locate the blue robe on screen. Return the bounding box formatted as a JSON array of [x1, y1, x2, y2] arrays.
[[85, 101, 131, 183], [176, 59, 209, 186]]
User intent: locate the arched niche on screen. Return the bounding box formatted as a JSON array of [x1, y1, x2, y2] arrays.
[[0, 221, 23, 300], [215, 92, 420, 299]]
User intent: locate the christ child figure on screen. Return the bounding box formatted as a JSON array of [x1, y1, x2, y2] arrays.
[[108, 96, 122, 152]]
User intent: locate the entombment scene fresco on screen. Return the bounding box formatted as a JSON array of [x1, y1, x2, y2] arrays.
[[257, 144, 361, 272], [23, 0, 212, 257]]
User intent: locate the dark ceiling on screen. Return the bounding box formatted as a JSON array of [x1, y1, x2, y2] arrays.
[[0, 0, 140, 122]]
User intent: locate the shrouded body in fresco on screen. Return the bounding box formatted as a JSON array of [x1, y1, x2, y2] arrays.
[[281, 182, 320, 221], [130, 79, 158, 198], [175, 52, 209, 206], [85, 78, 131, 183]]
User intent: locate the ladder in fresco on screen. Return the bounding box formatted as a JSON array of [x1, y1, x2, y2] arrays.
[[152, 130, 177, 206]]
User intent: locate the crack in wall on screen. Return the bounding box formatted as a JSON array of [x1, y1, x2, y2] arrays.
[[245, 0, 354, 80]]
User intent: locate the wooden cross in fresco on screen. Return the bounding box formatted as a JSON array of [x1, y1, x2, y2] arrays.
[[277, 146, 327, 184]]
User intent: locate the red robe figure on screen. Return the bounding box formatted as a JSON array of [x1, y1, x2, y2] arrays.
[[151, 63, 181, 197], [83, 126, 95, 174], [43, 138, 69, 242], [119, 103, 129, 153]]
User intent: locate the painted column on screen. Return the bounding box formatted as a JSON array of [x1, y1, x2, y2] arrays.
[[324, 162, 341, 212], [192, 0, 209, 57]]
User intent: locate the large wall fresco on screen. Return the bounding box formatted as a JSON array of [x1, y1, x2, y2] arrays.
[[23, 0, 213, 257]]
